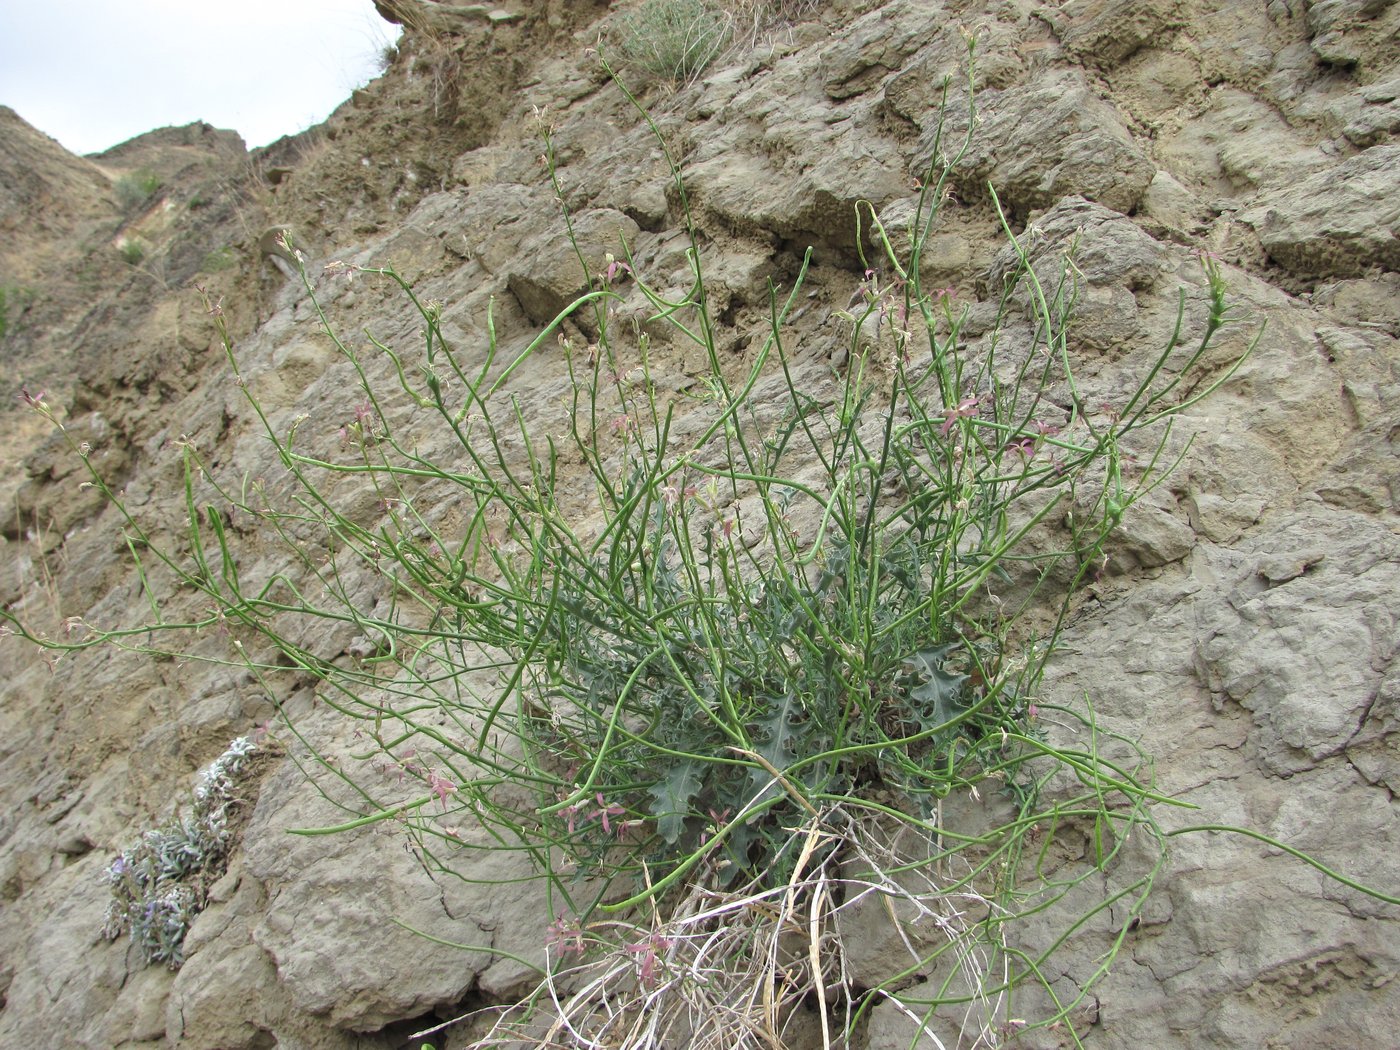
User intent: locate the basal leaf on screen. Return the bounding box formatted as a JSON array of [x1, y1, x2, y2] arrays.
[[647, 759, 705, 845], [746, 689, 812, 807], [904, 644, 969, 732]]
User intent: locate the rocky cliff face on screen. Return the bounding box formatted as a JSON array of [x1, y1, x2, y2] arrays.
[[0, 1, 1396, 1047]]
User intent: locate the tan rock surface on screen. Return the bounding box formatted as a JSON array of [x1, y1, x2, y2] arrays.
[[0, 1, 1396, 1047]]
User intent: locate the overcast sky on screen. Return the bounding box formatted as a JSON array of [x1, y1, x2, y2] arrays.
[[0, 0, 398, 156]]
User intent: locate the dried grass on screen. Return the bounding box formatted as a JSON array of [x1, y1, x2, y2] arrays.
[[432, 810, 1008, 1050]]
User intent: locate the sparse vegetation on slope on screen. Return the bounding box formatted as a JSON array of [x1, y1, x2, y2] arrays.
[[2, 2, 1398, 1047], [29, 45, 1398, 1050]]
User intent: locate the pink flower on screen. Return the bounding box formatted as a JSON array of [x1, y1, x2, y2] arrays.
[[561, 801, 582, 834], [595, 794, 626, 835], [625, 933, 674, 988], [702, 807, 731, 844], [1009, 420, 1061, 458], [660, 483, 696, 508], [939, 395, 980, 437], [545, 916, 587, 957], [602, 253, 632, 285], [428, 770, 457, 807], [559, 794, 629, 838]]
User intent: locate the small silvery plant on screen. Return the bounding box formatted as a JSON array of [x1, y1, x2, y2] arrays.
[[101, 736, 260, 968]]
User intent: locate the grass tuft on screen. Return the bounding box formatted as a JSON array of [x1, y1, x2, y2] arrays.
[[115, 170, 161, 212], [614, 0, 733, 83], [117, 237, 146, 265]]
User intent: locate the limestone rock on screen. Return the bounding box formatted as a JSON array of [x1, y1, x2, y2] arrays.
[[9, 411, 130, 540], [1058, 0, 1184, 69], [1196, 511, 1400, 776], [1343, 73, 1400, 144], [683, 128, 908, 256], [818, 0, 951, 101], [982, 196, 1172, 357], [0, 106, 111, 245], [1305, 0, 1399, 68], [239, 703, 548, 1033], [1154, 87, 1331, 206], [1245, 144, 1400, 277], [373, 0, 520, 34], [1036, 516, 1400, 1047], [507, 207, 640, 327], [1139, 170, 1209, 239], [448, 183, 550, 275], [0, 859, 133, 1047], [955, 70, 1156, 217], [1347, 669, 1400, 792]]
